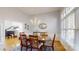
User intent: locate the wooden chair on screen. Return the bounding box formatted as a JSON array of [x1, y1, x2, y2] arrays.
[[40, 32, 48, 37], [41, 34, 56, 51], [19, 33, 28, 51], [33, 32, 38, 36], [40, 32, 48, 40], [29, 35, 43, 51]]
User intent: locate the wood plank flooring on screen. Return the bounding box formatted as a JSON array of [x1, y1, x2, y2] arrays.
[[4, 37, 65, 51], [54, 40, 65, 51]]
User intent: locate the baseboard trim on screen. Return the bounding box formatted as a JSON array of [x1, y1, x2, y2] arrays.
[[60, 39, 74, 51]]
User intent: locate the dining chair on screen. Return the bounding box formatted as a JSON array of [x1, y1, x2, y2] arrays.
[[42, 34, 56, 51], [29, 35, 43, 51], [40, 32, 48, 40], [19, 33, 28, 51], [33, 32, 38, 36], [40, 32, 48, 37]]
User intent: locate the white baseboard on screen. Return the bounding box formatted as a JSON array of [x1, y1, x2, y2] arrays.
[[60, 39, 74, 51]]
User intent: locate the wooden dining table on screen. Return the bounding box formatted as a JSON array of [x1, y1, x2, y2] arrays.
[[26, 35, 52, 48], [26, 37, 46, 45]]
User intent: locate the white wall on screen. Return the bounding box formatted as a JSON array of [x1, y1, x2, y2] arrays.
[[0, 20, 5, 50], [74, 8, 79, 50], [23, 12, 60, 39]]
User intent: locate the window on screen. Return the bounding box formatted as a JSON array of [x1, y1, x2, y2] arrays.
[[67, 13, 75, 29], [61, 10, 75, 47]]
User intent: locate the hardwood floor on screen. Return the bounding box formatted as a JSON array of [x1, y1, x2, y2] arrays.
[[54, 40, 65, 51], [5, 37, 20, 51], [4, 37, 65, 51]]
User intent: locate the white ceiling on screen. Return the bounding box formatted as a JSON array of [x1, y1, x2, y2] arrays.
[[0, 7, 62, 23], [18, 7, 62, 15]]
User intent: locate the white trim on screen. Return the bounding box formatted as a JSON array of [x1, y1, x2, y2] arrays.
[[60, 39, 75, 51], [61, 7, 76, 20]]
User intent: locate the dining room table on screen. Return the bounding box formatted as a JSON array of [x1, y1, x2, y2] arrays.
[[26, 35, 52, 50], [38, 36, 52, 46]]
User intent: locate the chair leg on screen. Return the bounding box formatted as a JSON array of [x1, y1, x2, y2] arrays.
[[38, 48, 41, 51], [21, 47, 22, 51], [26, 47, 27, 51], [40, 45, 46, 51], [52, 47, 54, 51], [31, 47, 32, 51]]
